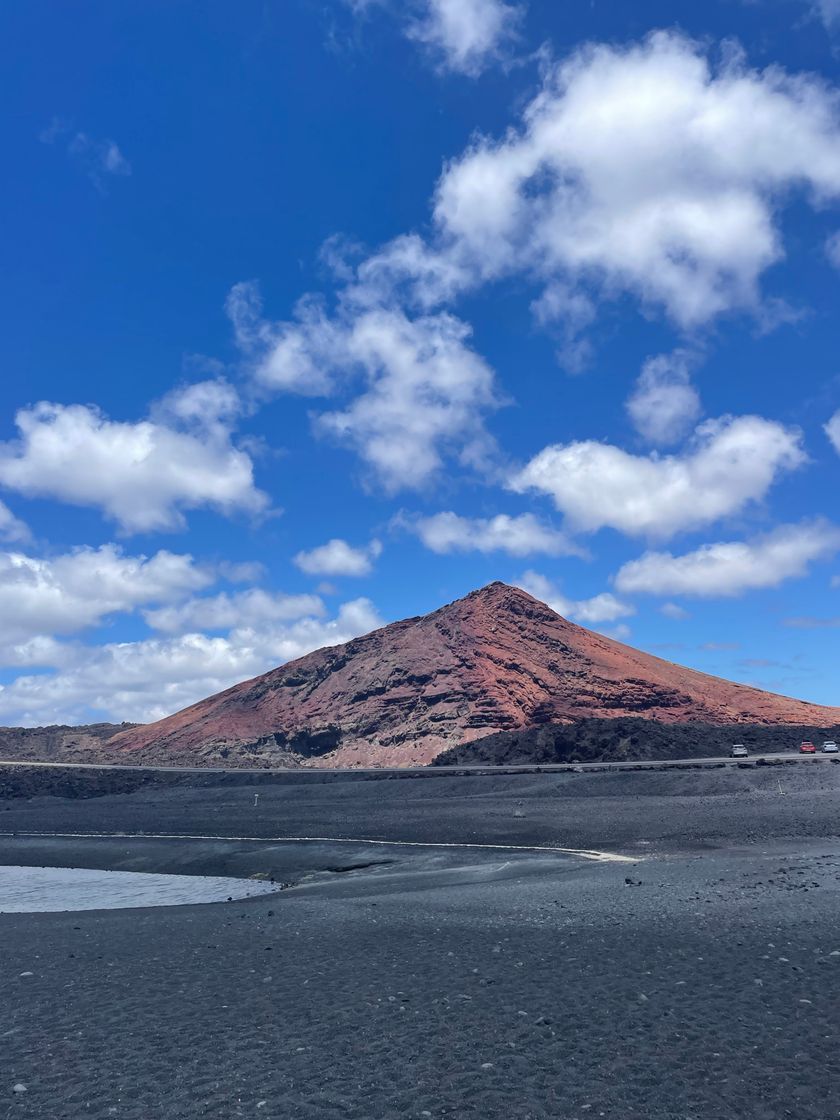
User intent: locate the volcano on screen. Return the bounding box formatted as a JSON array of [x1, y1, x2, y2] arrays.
[[107, 582, 840, 767]]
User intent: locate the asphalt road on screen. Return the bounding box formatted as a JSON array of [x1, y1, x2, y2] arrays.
[[0, 750, 836, 776]]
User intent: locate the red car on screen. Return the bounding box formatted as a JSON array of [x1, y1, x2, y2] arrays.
[[799, 741, 817, 754]]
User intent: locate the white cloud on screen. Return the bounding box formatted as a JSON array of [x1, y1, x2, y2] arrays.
[[517, 569, 635, 625], [409, 511, 584, 557], [824, 409, 840, 453], [573, 595, 635, 626], [229, 34, 840, 494], [227, 285, 337, 395], [406, 0, 522, 75], [0, 599, 383, 726], [626, 351, 702, 446], [349, 233, 471, 311], [614, 520, 840, 598], [510, 415, 805, 539], [433, 31, 840, 327], [293, 538, 383, 577], [0, 501, 30, 543], [0, 636, 67, 671], [156, 378, 241, 430], [0, 545, 213, 645], [342, 0, 521, 75], [0, 384, 269, 533], [144, 589, 326, 635], [230, 285, 498, 492], [314, 307, 498, 489]]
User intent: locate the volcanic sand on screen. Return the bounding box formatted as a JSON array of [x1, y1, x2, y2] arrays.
[[3, 761, 840, 1119]]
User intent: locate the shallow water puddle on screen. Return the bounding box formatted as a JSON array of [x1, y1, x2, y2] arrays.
[[0, 865, 282, 913]]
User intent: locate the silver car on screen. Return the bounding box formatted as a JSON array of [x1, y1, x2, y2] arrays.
[[822, 741, 838, 754], [731, 744, 749, 758]]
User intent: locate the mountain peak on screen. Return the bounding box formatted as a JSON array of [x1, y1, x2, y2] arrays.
[[465, 580, 537, 599], [446, 580, 564, 619], [469, 580, 518, 595]]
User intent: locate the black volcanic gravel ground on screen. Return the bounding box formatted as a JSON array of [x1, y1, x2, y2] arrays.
[[2, 764, 840, 1119]]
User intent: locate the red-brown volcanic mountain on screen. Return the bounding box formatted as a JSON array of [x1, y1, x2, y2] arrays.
[[109, 582, 840, 767]]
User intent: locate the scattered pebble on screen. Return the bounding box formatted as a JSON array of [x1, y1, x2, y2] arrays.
[[12, 1084, 27, 1094]]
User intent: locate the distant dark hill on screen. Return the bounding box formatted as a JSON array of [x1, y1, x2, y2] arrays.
[[0, 722, 138, 764], [432, 718, 840, 766]]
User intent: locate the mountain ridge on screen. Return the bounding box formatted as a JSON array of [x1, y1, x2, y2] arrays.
[[105, 581, 840, 767]]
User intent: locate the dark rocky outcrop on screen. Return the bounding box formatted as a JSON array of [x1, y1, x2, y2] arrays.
[[433, 717, 840, 766], [0, 722, 138, 763]]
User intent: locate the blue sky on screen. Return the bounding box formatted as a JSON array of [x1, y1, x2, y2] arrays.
[[3, 0, 840, 725]]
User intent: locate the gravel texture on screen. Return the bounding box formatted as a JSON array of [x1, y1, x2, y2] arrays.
[[2, 763, 840, 1119]]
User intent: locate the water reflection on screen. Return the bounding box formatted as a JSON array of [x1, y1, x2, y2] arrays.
[[0, 865, 281, 913]]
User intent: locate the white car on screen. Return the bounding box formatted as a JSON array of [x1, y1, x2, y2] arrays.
[[731, 745, 749, 758], [822, 741, 838, 754]]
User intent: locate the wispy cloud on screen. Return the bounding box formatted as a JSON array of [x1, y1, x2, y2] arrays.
[[342, 0, 523, 76], [40, 119, 131, 193], [406, 0, 523, 76], [813, 0, 840, 28]]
